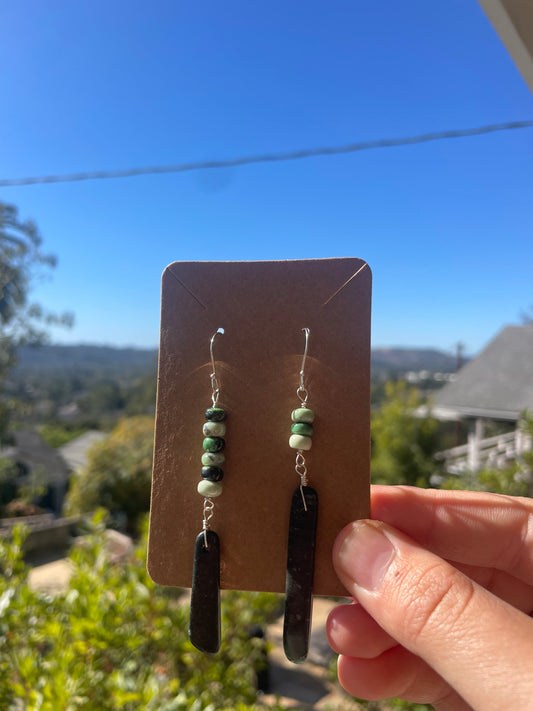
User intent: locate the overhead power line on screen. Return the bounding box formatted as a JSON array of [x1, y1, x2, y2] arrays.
[[1, 120, 532, 188]]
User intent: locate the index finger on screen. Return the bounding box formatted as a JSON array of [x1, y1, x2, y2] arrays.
[[371, 485, 533, 585]]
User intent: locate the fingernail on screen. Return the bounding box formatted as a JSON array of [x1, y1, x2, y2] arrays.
[[336, 522, 395, 591]]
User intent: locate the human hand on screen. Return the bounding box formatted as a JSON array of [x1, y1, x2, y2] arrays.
[[327, 485, 533, 710]]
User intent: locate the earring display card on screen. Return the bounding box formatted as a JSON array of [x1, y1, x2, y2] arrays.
[[148, 258, 371, 597]]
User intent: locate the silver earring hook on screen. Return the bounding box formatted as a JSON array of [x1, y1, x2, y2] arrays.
[[209, 328, 224, 407], [297, 327, 310, 407]]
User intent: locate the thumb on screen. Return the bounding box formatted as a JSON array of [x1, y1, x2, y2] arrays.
[[333, 520, 533, 711]]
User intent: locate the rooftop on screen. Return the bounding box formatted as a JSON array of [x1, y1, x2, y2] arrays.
[[433, 325, 533, 420]]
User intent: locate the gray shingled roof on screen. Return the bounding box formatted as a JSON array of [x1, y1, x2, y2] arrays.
[[0, 429, 70, 484], [59, 431, 107, 472], [433, 325, 533, 420]]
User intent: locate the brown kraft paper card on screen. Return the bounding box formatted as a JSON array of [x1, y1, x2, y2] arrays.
[[147, 257, 371, 597]]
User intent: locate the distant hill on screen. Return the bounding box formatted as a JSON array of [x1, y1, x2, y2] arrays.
[[371, 347, 458, 378], [13, 344, 458, 379], [14, 345, 158, 376]]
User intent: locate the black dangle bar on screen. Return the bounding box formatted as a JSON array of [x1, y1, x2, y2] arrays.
[[189, 530, 221, 654], [283, 485, 319, 663]]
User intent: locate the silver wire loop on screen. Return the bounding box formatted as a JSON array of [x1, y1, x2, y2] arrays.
[[202, 498, 215, 547], [295, 450, 308, 484], [210, 328, 224, 407], [297, 327, 310, 406], [295, 449, 308, 511], [296, 385, 309, 407]]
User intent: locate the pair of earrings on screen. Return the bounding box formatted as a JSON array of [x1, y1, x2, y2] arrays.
[[189, 328, 318, 664]]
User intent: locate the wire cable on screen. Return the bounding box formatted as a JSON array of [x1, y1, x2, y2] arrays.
[[1, 120, 532, 188]]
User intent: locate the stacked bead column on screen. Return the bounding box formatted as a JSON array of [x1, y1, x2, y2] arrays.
[[199, 407, 226, 500], [289, 408, 314, 454], [289, 406, 314, 497]]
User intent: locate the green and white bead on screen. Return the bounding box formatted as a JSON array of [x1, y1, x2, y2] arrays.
[[197, 480, 223, 498], [289, 434, 312, 451], [291, 408, 315, 424], [203, 436, 225, 453], [202, 421, 226, 437], [205, 407, 227, 422], [291, 422, 313, 436], [201, 451, 225, 467]]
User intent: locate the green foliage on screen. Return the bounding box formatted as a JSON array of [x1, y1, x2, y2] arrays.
[[123, 374, 157, 416], [0, 455, 18, 482], [371, 381, 442, 487], [0, 457, 47, 515], [38, 423, 90, 449], [17, 466, 47, 505], [65, 416, 154, 531], [77, 374, 156, 420], [0, 513, 284, 710], [387, 700, 432, 711], [0, 456, 19, 510], [6, 368, 156, 432], [478, 464, 527, 496], [341, 694, 432, 710], [80, 379, 125, 416], [0, 402, 12, 446]]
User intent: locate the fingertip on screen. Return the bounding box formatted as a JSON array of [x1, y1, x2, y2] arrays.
[[327, 601, 398, 659], [370, 484, 411, 521], [332, 521, 366, 595], [333, 521, 358, 552], [332, 520, 373, 562], [337, 655, 384, 701], [326, 603, 352, 654], [337, 646, 439, 703]]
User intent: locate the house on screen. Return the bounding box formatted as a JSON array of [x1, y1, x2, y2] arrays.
[[0, 429, 71, 514], [0, 429, 107, 515], [432, 325, 533, 473]]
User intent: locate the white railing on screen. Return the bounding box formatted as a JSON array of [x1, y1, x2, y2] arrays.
[[436, 431, 532, 475]]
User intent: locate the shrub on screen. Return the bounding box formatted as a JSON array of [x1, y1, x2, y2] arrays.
[[65, 416, 154, 532], [3, 499, 45, 517], [0, 513, 285, 710], [371, 381, 442, 487]]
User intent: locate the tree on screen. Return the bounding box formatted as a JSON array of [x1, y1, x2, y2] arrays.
[[65, 416, 154, 532], [371, 380, 443, 487], [124, 373, 157, 415], [81, 379, 125, 415], [0, 199, 73, 438]]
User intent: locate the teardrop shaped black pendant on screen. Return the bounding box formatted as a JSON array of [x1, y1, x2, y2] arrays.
[[189, 530, 221, 654], [283, 485, 318, 663]]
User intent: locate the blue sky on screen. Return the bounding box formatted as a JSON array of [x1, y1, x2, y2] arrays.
[[1, 0, 532, 355]]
